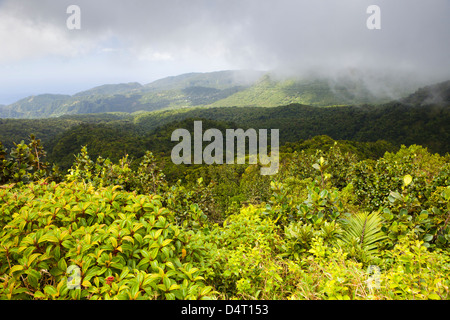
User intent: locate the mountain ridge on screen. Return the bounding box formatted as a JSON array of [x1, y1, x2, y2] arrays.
[[0, 70, 448, 119], [73, 82, 143, 97], [401, 80, 450, 106]]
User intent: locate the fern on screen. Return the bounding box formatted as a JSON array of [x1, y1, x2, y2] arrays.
[[339, 211, 387, 254]]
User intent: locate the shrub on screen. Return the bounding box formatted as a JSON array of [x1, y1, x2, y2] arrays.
[[0, 181, 215, 300]]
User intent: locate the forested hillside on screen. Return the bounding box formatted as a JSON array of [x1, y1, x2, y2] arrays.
[[0, 71, 261, 118], [0, 96, 449, 173], [0, 70, 432, 119]]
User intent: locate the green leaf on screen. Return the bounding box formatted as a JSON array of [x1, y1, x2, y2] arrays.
[[34, 291, 46, 299], [20, 236, 35, 247], [82, 280, 91, 287], [157, 283, 167, 292], [58, 259, 68, 272], [200, 286, 212, 296], [161, 246, 171, 258], [39, 234, 59, 244], [122, 236, 134, 243], [10, 265, 24, 274], [165, 292, 176, 300], [403, 174, 412, 186], [27, 272, 40, 288], [148, 273, 162, 283], [169, 283, 181, 291], [134, 233, 143, 244], [61, 240, 74, 249], [428, 293, 441, 300], [119, 268, 130, 280], [437, 235, 446, 245], [150, 247, 159, 260], [44, 285, 58, 296], [389, 191, 402, 201], [153, 229, 163, 240], [419, 211, 429, 220], [442, 187, 450, 200], [109, 237, 117, 248], [163, 276, 172, 290], [84, 266, 101, 280]]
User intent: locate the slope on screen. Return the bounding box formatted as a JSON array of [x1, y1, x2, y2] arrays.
[[1, 69, 431, 119], [0, 71, 263, 119]]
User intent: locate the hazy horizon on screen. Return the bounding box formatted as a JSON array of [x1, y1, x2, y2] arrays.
[[1, 0, 449, 105]]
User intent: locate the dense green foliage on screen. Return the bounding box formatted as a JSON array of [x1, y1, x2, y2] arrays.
[[1, 99, 449, 176], [0, 113, 134, 151], [1, 130, 449, 300]]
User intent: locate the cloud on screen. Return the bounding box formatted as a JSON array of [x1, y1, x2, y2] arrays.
[[0, 10, 76, 62], [0, 0, 449, 98]]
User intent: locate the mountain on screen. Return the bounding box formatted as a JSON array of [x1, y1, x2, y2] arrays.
[[0, 70, 262, 119], [137, 70, 265, 109], [0, 94, 71, 118], [0, 69, 444, 119], [73, 82, 143, 97], [0, 93, 142, 118], [143, 70, 263, 91], [401, 80, 450, 106], [207, 74, 376, 108], [208, 69, 428, 108]]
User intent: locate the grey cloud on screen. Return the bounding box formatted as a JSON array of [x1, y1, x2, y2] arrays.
[[1, 0, 449, 82]]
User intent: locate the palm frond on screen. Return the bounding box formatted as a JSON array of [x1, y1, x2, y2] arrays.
[[339, 211, 387, 254]]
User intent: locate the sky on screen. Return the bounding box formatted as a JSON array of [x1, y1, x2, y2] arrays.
[[0, 0, 449, 105]]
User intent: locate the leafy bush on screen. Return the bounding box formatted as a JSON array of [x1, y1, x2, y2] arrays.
[[203, 205, 286, 299], [0, 135, 61, 185], [0, 181, 215, 300]]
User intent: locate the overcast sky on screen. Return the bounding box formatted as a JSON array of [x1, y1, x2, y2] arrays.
[[0, 0, 449, 104]]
